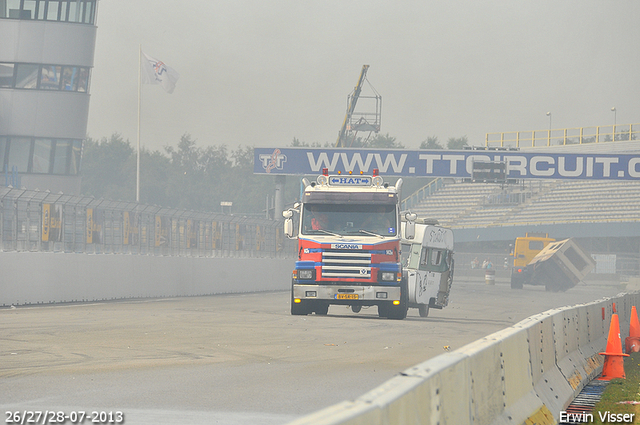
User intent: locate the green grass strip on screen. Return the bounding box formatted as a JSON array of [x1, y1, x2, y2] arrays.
[[591, 352, 640, 424]]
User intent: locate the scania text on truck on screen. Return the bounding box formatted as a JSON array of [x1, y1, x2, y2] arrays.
[[283, 170, 417, 319]]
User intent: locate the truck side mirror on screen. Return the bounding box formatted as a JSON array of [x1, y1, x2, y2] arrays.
[[404, 220, 415, 240], [284, 217, 294, 238]]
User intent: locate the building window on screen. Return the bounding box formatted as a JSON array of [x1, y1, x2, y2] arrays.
[[70, 139, 83, 174], [22, 0, 37, 19], [2, 0, 20, 18], [2, 137, 82, 175], [46, 1, 60, 20], [40, 65, 62, 90], [37, 0, 46, 19], [2, 62, 91, 93], [15, 64, 39, 89], [7, 137, 32, 173], [83, 0, 94, 23], [0, 63, 14, 87], [59, 0, 68, 21], [76, 67, 89, 92], [62, 66, 86, 91], [52, 139, 71, 174], [69, 0, 81, 23], [1, 0, 96, 24], [32, 138, 53, 173]]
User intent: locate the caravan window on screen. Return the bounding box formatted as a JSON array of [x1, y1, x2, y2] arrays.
[[431, 249, 443, 266], [419, 248, 450, 272]]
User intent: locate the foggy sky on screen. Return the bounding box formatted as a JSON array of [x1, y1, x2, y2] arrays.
[[86, 0, 640, 152]]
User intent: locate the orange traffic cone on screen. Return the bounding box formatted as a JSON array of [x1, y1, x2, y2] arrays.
[[624, 306, 640, 354], [630, 306, 640, 337], [598, 313, 629, 380]]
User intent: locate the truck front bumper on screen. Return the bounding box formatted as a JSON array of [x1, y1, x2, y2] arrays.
[[292, 284, 401, 304]]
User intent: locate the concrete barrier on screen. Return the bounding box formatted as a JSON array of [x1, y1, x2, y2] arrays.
[[0, 252, 294, 306], [3, 251, 638, 424], [286, 291, 639, 425]]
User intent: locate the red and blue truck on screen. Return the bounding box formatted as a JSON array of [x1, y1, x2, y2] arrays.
[[283, 169, 418, 319]]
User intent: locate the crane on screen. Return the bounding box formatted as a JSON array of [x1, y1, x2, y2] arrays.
[[335, 65, 381, 147]]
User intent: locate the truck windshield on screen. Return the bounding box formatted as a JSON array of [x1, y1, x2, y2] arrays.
[[302, 203, 397, 237]]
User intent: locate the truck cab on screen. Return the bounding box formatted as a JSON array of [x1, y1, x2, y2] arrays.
[[283, 171, 416, 319], [510, 233, 555, 289]]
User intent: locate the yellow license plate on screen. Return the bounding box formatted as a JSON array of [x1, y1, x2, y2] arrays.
[[336, 294, 358, 300]]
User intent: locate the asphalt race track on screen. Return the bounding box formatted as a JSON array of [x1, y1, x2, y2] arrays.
[[0, 278, 623, 425]]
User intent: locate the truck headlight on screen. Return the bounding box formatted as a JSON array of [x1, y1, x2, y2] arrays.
[[381, 272, 395, 282], [298, 269, 315, 280]]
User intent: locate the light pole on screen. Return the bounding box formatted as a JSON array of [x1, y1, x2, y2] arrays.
[[546, 112, 552, 145], [611, 107, 617, 141]]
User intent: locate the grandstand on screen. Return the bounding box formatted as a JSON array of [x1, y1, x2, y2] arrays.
[[402, 138, 640, 256], [405, 176, 640, 278], [408, 179, 640, 229]]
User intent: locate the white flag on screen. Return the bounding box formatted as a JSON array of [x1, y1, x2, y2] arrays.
[[141, 51, 180, 94]]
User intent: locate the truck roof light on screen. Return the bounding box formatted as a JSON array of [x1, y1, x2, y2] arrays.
[[322, 168, 329, 176], [348, 170, 353, 174], [373, 168, 379, 176]]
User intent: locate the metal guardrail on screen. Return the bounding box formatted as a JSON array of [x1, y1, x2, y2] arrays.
[[0, 187, 296, 257], [486, 123, 638, 148]]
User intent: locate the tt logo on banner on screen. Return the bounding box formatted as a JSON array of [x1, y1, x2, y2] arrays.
[[259, 149, 287, 173]]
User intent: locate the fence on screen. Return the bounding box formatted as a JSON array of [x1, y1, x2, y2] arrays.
[[0, 187, 296, 258], [485, 123, 638, 148]]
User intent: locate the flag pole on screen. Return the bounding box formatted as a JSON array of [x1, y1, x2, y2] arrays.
[[136, 45, 142, 203]]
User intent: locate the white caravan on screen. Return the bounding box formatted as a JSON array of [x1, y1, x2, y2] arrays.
[[400, 220, 455, 317]]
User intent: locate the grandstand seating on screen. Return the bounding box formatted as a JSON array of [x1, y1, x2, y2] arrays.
[[408, 179, 640, 228]]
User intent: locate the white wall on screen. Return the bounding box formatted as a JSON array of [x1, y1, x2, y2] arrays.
[[0, 252, 294, 306]]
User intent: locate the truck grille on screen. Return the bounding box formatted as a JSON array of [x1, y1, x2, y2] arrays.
[[321, 250, 371, 278]]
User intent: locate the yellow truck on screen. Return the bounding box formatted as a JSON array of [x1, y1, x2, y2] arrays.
[[510, 233, 595, 291]]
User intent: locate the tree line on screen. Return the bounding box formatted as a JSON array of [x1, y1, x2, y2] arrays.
[[80, 133, 470, 215], [291, 133, 469, 150]]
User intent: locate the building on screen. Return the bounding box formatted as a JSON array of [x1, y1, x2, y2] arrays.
[[0, 0, 98, 194]]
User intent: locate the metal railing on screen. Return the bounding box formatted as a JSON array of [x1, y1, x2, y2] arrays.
[[0, 187, 296, 257], [401, 178, 443, 211], [486, 123, 638, 148]]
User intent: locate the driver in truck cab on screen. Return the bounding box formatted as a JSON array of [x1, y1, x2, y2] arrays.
[[305, 211, 329, 231]]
